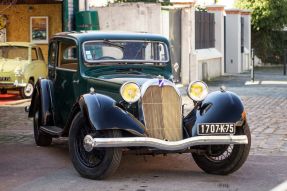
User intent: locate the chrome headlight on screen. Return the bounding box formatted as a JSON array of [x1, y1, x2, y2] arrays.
[[187, 81, 208, 102], [120, 82, 141, 103]]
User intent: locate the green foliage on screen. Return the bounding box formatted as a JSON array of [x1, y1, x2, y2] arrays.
[[195, 5, 207, 12], [236, 0, 287, 64], [236, 0, 287, 31]]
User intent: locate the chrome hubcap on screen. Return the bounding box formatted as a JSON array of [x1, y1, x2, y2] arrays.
[[24, 83, 33, 97]]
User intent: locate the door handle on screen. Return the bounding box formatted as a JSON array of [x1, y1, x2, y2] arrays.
[[73, 80, 79, 84]]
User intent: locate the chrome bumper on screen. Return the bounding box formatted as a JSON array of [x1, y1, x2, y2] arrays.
[[83, 135, 248, 152], [0, 81, 27, 88]]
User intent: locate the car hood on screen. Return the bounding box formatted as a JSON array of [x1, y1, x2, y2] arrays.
[[0, 58, 27, 73], [83, 69, 174, 102], [84, 68, 172, 86]]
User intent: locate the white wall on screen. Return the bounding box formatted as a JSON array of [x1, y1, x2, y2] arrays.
[[206, 6, 225, 76], [91, 3, 161, 34], [181, 7, 193, 84], [225, 12, 241, 74], [242, 14, 251, 71]]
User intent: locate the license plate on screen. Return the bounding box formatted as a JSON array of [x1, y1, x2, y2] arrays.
[[198, 123, 235, 135], [0, 77, 11, 81]]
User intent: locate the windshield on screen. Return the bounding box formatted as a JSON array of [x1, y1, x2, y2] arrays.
[[83, 40, 169, 65], [0, 46, 29, 60]]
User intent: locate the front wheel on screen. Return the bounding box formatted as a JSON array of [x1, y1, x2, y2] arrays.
[[69, 112, 122, 180], [20, 81, 34, 99], [192, 124, 251, 175]]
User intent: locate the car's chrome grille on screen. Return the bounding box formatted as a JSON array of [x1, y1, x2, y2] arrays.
[[142, 85, 182, 141]]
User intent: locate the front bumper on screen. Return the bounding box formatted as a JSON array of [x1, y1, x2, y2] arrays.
[[0, 81, 27, 88], [83, 135, 248, 152]]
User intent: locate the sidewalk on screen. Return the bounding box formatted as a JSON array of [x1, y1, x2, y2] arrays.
[[206, 67, 287, 98]]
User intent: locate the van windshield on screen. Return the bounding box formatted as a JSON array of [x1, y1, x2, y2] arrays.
[[83, 40, 169, 65], [0, 46, 29, 60]]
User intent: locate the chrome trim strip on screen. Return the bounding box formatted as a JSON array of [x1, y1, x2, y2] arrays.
[[55, 67, 77, 72], [83, 135, 248, 152]]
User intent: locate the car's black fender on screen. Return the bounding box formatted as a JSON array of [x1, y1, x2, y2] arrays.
[[184, 91, 245, 136], [76, 93, 146, 137], [28, 78, 55, 126]]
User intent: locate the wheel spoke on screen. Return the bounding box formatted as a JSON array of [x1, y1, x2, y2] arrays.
[[75, 123, 106, 168], [206, 144, 234, 162]]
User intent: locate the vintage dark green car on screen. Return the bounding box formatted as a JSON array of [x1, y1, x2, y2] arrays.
[[28, 31, 251, 180]]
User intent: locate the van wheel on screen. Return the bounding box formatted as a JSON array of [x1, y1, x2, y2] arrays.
[[69, 112, 122, 180], [20, 81, 34, 99], [0, 89, 7, 94]]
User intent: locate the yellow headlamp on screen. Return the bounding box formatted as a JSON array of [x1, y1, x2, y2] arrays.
[[120, 82, 141, 103], [187, 81, 208, 102]]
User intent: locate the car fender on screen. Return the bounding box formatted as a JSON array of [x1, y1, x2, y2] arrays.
[[77, 93, 145, 136], [185, 91, 245, 136], [28, 78, 55, 126]]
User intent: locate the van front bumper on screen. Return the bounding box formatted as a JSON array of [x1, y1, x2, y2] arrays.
[[0, 81, 27, 88]]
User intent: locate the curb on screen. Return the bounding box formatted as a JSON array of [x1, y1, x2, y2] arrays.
[[0, 99, 31, 106]]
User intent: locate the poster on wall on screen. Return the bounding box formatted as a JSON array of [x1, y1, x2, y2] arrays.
[[30, 16, 48, 44]]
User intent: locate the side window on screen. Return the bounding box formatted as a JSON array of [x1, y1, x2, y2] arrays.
[[32, 48, 38, 61], [37, 47, 45, 61], [58, 40, 78, 71], [48, 42, 58, 67]]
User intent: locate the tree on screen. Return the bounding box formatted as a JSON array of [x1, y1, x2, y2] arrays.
[[236, 0, 287, 64]]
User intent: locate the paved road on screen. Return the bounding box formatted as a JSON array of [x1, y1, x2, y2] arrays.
[[0, 67, 286, 191]]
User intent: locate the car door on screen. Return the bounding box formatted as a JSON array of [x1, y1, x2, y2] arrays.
[[52, 38, 80, 127], [36, 47, 47, 78], [30, 47, 46, 81]]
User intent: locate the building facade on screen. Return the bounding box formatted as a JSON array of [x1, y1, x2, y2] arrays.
[[0, 0, 63, 61]]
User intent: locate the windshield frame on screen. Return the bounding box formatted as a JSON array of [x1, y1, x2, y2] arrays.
[[82, 40, 170, 65]]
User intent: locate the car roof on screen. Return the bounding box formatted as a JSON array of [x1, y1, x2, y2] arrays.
[[0, 42, 36, 47], [52, 31, 170, 44]]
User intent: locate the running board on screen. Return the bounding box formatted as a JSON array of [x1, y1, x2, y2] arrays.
[[40, 126, 63, 137], [83, 135, 248, 152]]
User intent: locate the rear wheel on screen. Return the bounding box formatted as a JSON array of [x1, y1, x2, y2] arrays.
[[33, 109, 52, 146], [192, 124, 251, 175], [69, 112, 122, 180], [20, 80, 34, 99]]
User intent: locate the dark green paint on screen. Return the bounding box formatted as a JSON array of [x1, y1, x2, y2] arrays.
[[49, 32, 173, 126], [76, 11, 100, 31]]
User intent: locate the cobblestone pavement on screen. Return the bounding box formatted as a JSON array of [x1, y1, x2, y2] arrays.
[[0, 67, 287, 191], [0, 67, 286, 154], [207, 67, 287, 156]]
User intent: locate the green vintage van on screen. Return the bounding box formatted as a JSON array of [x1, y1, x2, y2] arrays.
[[0, 42, 47, 98]]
